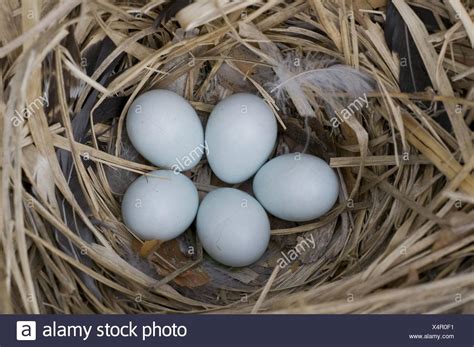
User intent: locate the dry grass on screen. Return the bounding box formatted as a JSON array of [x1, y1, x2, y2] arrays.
[[0, 0, 473, 314]]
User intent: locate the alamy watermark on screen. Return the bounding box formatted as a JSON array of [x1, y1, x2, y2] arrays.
[[171, 140, 209, 173], [330, 93, 369, 128], [11, 93, 49, 127], [277, 234, 315, 268]]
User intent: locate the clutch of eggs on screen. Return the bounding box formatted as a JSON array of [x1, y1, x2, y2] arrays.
[[122, 89, 339, 267]]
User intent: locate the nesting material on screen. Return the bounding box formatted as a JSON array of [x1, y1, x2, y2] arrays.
[[0, 0, 473, 315], [176, 0, 263, 30]]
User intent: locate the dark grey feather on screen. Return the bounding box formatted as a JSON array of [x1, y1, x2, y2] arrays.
[[104, 129, 142, 196], [55, 37, 125, 300], [153, 0, 192, 28], [92, 96, 128, 124], [384, 0, 451, 130]]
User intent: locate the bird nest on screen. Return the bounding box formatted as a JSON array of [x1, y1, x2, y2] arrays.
[[1, 0, 473, 314]]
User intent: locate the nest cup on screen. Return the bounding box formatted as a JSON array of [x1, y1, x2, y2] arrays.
[[1, 0, 474, 314]]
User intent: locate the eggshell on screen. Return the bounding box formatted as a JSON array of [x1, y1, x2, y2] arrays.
[[205, 93, 277, 183], [122, 170, 199, 240], [126, 89, 204, 171], [196, 188, 270, 267], [253, 153, 339, 222]]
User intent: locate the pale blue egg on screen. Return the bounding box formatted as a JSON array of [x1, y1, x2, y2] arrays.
[[253, 153, 339, 222], [127, 90, 205, 171], [196, 188, 270, 267], [205, 93, 277, 183], [122, 170, 199, 240]]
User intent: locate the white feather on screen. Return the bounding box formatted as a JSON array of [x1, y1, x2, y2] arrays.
[[270, 52, 374, 104]]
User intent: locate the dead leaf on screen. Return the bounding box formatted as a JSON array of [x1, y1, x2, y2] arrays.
[[154, 239, 210, 288]]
